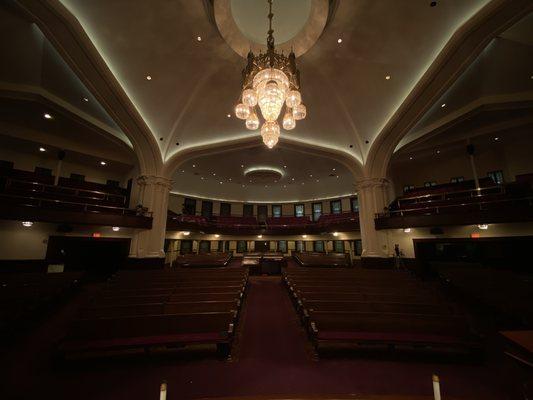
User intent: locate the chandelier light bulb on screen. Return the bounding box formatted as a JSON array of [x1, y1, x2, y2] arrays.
[[235, 103, 250, 120], [285, 90, 301, 108], [245, 111, 260, 130], [292, 103, 307, 120], [261, 121, 280, 149], [242, 88, 258, 107], [282, 110, 296, 130], [257, 80, 285, 122]]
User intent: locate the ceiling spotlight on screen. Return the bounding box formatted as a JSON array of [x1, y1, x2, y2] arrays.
[[83, 97, 89, 102], [403, 228, 411, 233], [332, 168, 336, 171], [291, 178, 295, 181], [257, 235, 263, 239], [283, 165, 287, 168], [302, 234, 307, 239], [478, 224, 488, 230], [337, 38, 342, 44], [22, 221, 33, 227], [219, 181, 223, 184], [146, 75, 152, 80], [112, 226, 120, 232], [192, 164, 196, 168], [197, 36, 202, 41], [436, 149, 441, 154], [441, 103, 446, 108], [43, 113, 52, 119], [283, 185, 287, 188], [332, 232, 339, 237], [229, 178, 232, 181], [494, 137, 499, 141], [212, 172, 216, 176], [181, 169, 185, 173], [241, 184, 245, 187], [227, 114, 231, 118], [385, 75, 391, 80], [201, 177, 205, 180], [100, 161, 106, 166], [409, 156, 413, 160], [214, 234, 220, 238], [336, 175, 339, 178], [181, 231, 190, 236], [39, 147, 46, 152]]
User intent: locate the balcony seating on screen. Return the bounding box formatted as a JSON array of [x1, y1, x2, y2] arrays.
[[317, 212, 358, 227], [283, 267, 480, 356], [58, 268, 248, 359], [0, 164, 133, 217], [266, 216, 311, 228], [212, 216, 259, 229], [0, 271, 84, 340], [173, 214, 209, 225]]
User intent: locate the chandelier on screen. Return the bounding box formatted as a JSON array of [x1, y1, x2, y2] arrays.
[[234, 0, 306, 149]]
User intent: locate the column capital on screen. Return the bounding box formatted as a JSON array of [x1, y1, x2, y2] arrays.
[[136, 175, 173, 190], [355, 177, 390, 191]]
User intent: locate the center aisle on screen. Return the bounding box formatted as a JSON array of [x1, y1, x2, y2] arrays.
[[238, 276, 310, 364]]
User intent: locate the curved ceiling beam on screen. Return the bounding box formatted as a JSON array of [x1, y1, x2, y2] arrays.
[[364, 0, 533, 179], [14, 0, 164, 176], [162, 135, 364, 181]]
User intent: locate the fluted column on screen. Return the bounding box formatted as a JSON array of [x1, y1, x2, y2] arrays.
[[356, 177, 391, 258], [129, 175, 172, 260]]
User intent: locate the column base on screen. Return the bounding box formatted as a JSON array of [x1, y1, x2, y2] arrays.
[[125, 257, 166, 270], [360, 256, 394, 269]]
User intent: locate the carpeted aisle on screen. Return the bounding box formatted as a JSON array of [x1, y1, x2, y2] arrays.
[[0, 275, 505, 400]]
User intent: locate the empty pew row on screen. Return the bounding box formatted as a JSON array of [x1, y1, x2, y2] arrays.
[[0, 272, 84, 339], [58, 267, 248, 359], [173, 252, 232, 268], [282, 268, 480, 356], [293, 252, 351, 267]]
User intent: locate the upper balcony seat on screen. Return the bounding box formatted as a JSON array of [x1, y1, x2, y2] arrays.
[[211, 216, 258, 228], [266, 216, 311, 227], [317, 212, 359, 227]]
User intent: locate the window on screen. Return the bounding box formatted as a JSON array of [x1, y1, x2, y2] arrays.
[[313, 241, 325, 252], [220, 202, 231, 216], [217, 240, 224, 252], [278, 240, 287, 253], [450, 176, 464, 183], [350, 197, 359, 212], [199, 240, 211, 253], [296, 241, 304, 252], [243, 204, 254, 217], [353, 240, 362, 256], [294, 204, 304, 217], [180, 240, 193, 254], [333, 240, 344, 253], [403, 185, 414, 193], [272, 204, 282, 217], [201, 201, 213, 218], [330, 200, 342, 214], [488, 170, 504, 185], [312, 202, 322, 221], [183, 198, 196, 215], [424, 181, 437, 187], [237, 240, 247, 253]]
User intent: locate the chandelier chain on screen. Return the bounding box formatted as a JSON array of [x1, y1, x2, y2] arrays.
[[267, 0, 274, 50]]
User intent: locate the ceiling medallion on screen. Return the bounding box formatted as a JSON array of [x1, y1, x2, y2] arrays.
[[234, 0, 307, 149]]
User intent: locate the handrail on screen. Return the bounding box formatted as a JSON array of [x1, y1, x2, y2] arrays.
[[1, 177, 126, 200], [0, 193, 151, 217], [398, 185, 504, 204], [376, 196, 533, 218]]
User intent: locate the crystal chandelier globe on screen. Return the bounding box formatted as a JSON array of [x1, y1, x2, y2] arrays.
[[234, 0, 306, 149]]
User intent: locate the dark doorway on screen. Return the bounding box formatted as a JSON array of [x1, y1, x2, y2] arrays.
[[180, 240, 193, 254], [257, 205, 268, 223], [46, 236, 130, 277], [243, 204, 254, 217], [220, 202, 231, 216], [199, 240, 211, 253], [183, 198, 196, 215], [255, 240, 269, 252]]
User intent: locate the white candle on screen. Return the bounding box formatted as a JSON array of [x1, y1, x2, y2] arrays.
[[160, 382, 167, 400], [433, 374, 441, 400]]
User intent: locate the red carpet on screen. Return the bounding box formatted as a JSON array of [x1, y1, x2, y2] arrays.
[[0, 276, 505, 399]]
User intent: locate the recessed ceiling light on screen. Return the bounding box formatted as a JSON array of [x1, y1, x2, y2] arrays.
[[229, 178, 232, 181], [409, 156, 413, 160], [301, 182, 305, 185], [441, 103, 446, 108], [227, 114, 231, 118], [83, 97, 89, 102], [332, 168, 336, 171], [257, 234, 262, 239], [201, 177, 205, 180], [336, 175, 339, 178], [212, 172, 216, 176], [39, 147, 46, 152], [22, 221, 33, 227], [478, 224, 488, 230], [197, 36, 202, 42], [264, 185, 268, 188], [241, 164, 244, 168], [146, 75, 152, 80], [192, 164, 196, 168], [181, 169, 185, 173], [302, 234, 307, 238], [283, 185, 287, 188], [403, 228, 411, 233], [112, 226, 120, 232], [181, 231, 190, 236], [385, 75, 391, 80], [436, 150, 441, 154], [337, 38, 342, 44], [316, 179, 319, 182], [242, 184, 245, 187], [494, 137, 499, 141], [43, 113, 52, 119], [249, 180, 252, 183], [214, 234, 220, 238], [100, 161, 106, 166], [219, 181, 223, 184], [283, 165, 287, 168], [333, 232, 339, 237]]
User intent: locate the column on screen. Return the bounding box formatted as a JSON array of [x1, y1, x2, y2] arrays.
[[356, 177, 391, 258], [129, 175, 172, 261]]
